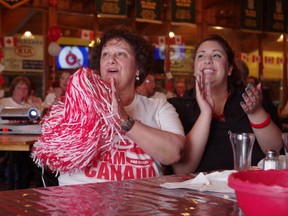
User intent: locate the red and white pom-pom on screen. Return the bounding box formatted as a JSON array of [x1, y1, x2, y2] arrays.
[[31, 67, 121, 173]]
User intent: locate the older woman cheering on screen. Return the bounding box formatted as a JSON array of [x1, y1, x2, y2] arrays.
[[57, 27, 185, 185]]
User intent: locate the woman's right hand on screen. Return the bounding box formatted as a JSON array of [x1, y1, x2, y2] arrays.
[[195, 71, 214, 115]]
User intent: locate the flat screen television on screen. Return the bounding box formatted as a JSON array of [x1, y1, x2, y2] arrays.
[[154, 45, 185, 60], [56, 45, 89, 69]]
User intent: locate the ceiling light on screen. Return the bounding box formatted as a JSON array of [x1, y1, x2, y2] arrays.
[[88, 40, 95, 47], [213, 26, 224, 30], [277, 34, 283, 42], [21, 31, 35, 39], [169, 31, 175, 38]]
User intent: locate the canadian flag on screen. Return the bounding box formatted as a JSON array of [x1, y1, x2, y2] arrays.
[[143, 36, 151, 42], [238, 53, 249, 62], [264, 56, 274, 64], [79, 29, 94, 41], [1, 36, 17, 48], [251, 55, 261, 63], [276, 57, 284, 65], [170, 36, 183, 45], [156, 36, 166, 46]]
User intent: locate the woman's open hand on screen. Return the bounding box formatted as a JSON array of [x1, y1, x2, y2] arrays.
[[241, 83, 263, 114], [195, 71, 214, 115]]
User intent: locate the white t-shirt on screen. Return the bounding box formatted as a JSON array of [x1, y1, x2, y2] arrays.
[[151, 91, 167, 99], [58, 94, 184, 186], [43, 93, 56, 108]]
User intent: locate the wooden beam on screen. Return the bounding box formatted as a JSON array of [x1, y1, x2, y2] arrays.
[[1, 8, 35, 35]]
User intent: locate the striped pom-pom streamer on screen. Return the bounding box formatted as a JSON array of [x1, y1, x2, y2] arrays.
[[31, 67, 121, 173]]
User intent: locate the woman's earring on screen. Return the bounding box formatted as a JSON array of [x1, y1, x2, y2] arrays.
[[136, 75, 140, 81]]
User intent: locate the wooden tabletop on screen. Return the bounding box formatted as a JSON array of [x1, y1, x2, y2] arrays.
[[0, 174, 240, 215], [0, 134, 39, 151]]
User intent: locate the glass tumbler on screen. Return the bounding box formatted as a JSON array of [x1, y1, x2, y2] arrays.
[[229, 133, 255, 171]]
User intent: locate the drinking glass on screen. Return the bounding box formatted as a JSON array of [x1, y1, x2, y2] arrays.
[[281, 133, 288, 169], [229, 133, 255, 171]]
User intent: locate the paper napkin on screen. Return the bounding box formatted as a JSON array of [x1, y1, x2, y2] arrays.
[[160, 170, 236, 193]]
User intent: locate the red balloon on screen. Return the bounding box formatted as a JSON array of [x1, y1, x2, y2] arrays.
[[48, 26, 62, 42]]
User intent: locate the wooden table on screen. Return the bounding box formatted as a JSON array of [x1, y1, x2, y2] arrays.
[[0, 174, 240, 215], [0, 134, 38, 189], [0, 134, 38, 151]]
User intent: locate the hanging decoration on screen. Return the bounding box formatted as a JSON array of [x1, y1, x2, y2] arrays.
[[49, 0, 58, 6], [78, 29, 94, 41], [48, 42, 61, 56], [47, 26, 62, 42], [0, 36, 18, 48]]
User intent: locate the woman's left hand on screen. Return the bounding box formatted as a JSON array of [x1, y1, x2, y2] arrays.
[[240, 83, 263, 114]]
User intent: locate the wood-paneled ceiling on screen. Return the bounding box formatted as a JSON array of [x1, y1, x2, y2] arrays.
[[0, 0, 284, 54]]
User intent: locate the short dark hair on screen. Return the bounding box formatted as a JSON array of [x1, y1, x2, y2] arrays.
[[9, 76, 31, 96], [90, 26, 154, 86]]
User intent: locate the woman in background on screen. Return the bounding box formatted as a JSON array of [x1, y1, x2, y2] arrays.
[[0, 76, 36, 189], [0, 76, 32, 109], [43, 70, 72, 109]]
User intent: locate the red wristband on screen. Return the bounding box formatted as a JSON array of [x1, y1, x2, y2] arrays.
[[250, 114, 271, 129]]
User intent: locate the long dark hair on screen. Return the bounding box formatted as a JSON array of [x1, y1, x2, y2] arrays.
[[194, 34, 243, 90]]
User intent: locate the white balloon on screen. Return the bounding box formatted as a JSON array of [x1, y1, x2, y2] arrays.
[[48, 42, 61, 56]]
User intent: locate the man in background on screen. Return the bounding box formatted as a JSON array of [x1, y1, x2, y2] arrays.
[[174, 79, 187, 98], [136, 74, 167, 99]]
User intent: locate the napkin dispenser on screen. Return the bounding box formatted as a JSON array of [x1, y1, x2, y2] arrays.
[[0, 107, 41, 121]]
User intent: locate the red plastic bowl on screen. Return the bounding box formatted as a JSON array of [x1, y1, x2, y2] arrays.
[[228, 170, 288, 216]]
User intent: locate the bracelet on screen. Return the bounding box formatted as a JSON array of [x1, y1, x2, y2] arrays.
[[120, 116, 135, 132], [250, 114, 271, 129]]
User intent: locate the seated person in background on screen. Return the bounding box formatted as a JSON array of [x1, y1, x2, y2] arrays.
[[43, 81, 63, 109], [235, 58, 249, 85], [169, 35, 283, 174], [136, 74, 167, 99], [280, 100, 288, 117], [0, 76, 36, 189], [0, 73, 5, 99], [236, 59, 275, 116], [0, 76, 33, 115], [174, 79, 187, 98], [28, 83, 43, 111], [43, 70, 72, 109]]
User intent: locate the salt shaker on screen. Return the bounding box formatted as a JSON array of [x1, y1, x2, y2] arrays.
[[263, 150, 280, 170]]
